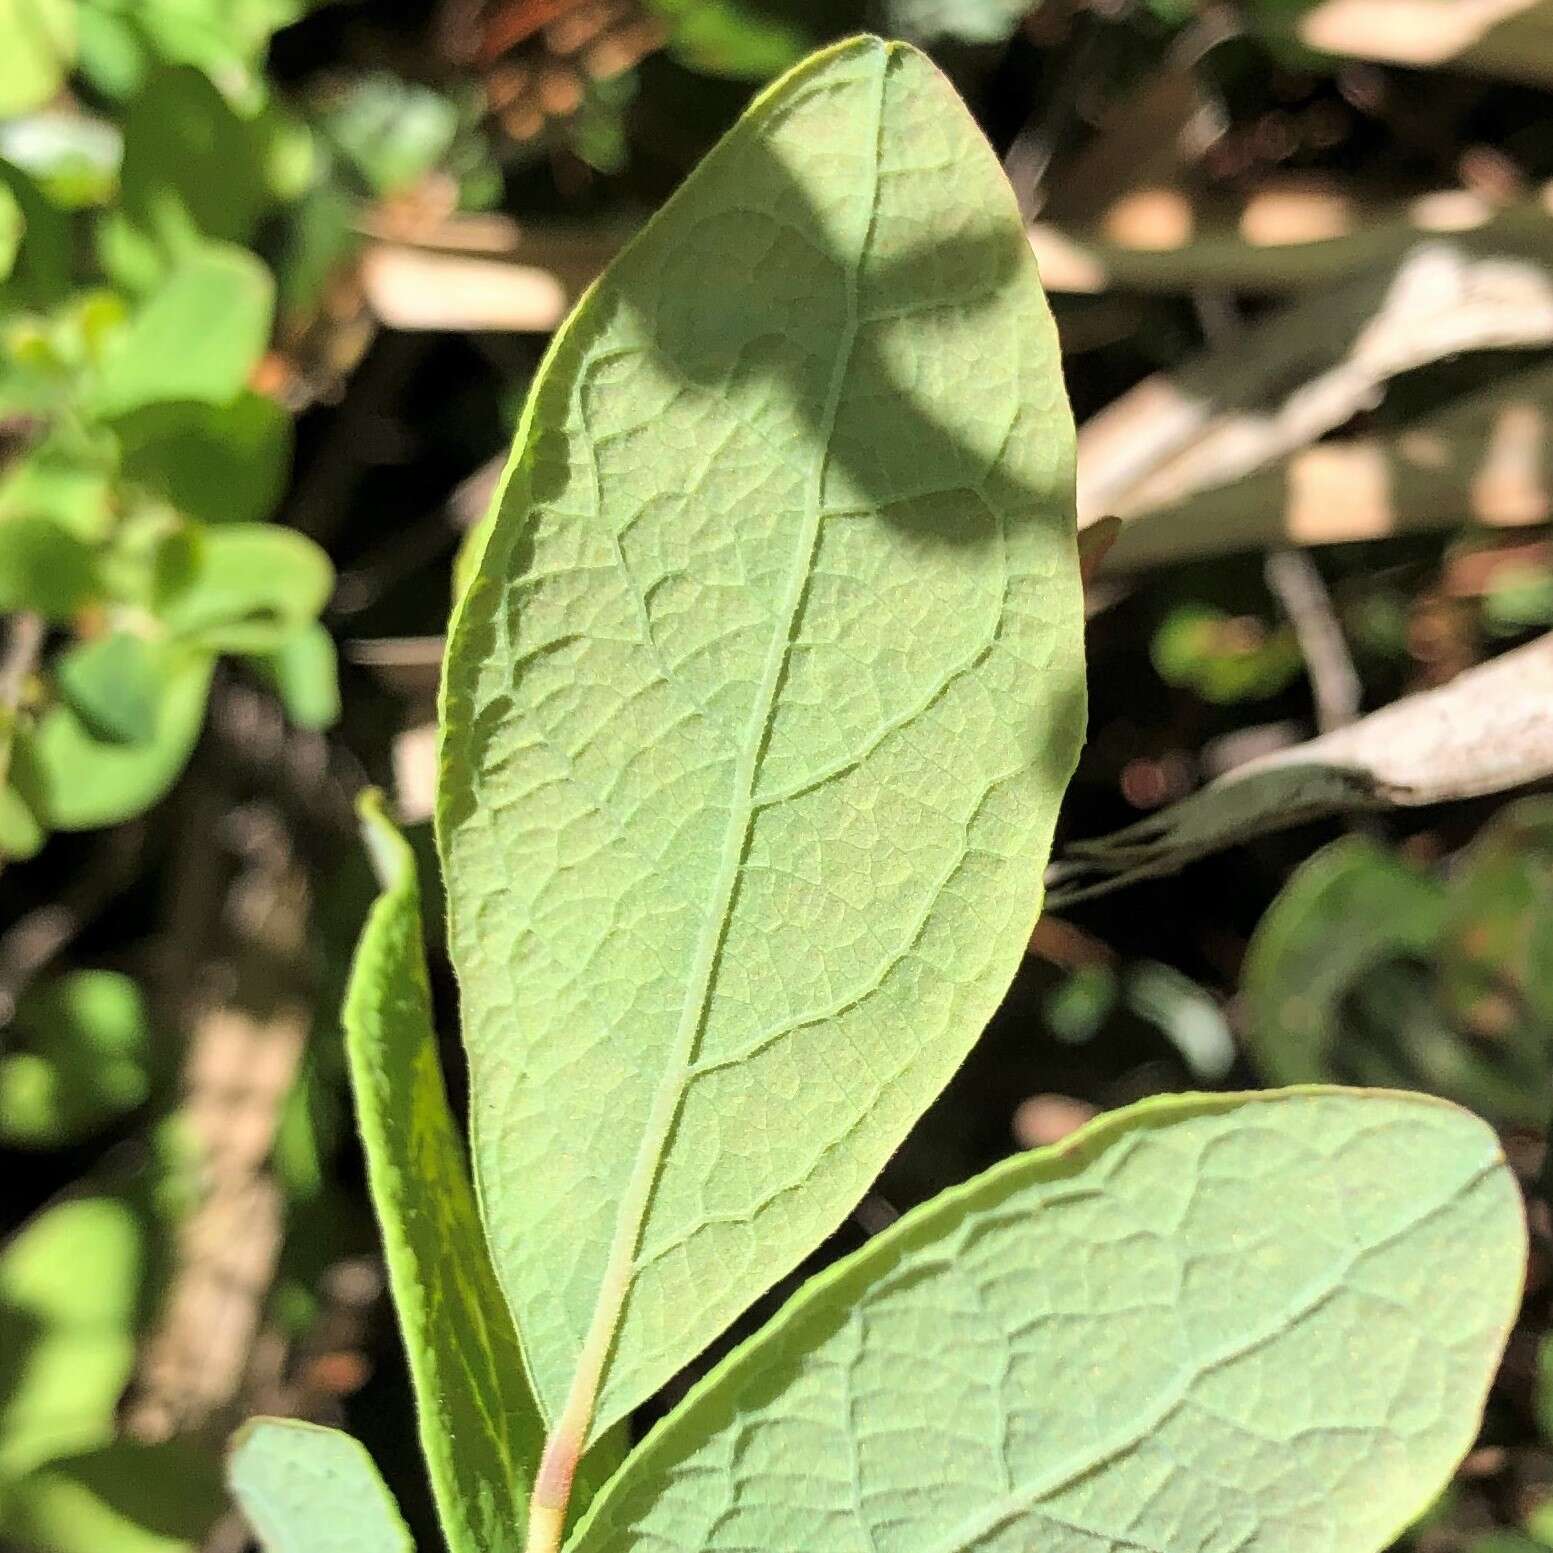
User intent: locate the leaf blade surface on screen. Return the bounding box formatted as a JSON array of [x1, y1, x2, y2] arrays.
[[438, 33, 1085, 1443], [227, 1420, 413, 1553], [568, 1089, 1526, 1553]]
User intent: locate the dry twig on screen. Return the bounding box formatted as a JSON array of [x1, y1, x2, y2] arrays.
[[1264, 549, 1362, 731]]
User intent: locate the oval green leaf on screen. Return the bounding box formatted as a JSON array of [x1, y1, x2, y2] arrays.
[[153, 522, 333, 653], [16, 650, 211, 829], [437, 34, 1085, 1444], [87, 242, 273, 418], [54, 632, 170, 745], [227, 1420, 412, 1553], [114, 391, 293, 528], [569, 1089, 1526, 1553]]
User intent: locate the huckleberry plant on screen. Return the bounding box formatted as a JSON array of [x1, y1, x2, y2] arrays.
[[228, 38, 1526, 1553]]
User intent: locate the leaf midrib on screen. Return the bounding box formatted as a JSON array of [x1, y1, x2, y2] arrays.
[[547, 47, 891, 1451]]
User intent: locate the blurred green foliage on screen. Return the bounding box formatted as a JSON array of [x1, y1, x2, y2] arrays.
[[0, 4, 359, 1547], [1243, 800, 1553, 1127], [0, 970, 153, 1146], [0, 0, 343, 864], [1151, 601, 1304, 704], [0, 1124, 207, 1553]]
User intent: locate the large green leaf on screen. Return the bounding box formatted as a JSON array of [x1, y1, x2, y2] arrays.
[[226, 1420, 412, 1553], [341, 794, 542, 1553], [438, 35, 1085, 1447], [569, 1089, 1525, 1553]]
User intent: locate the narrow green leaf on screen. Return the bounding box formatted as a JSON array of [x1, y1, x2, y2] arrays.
[[227, 1420, 413, 1553], [569, 1089, 1526, 1553], [254, 622, 340, 730], [439, 34, 1085, 1447], [342, 793, 541, 1553], [87, 243, 273, 417]]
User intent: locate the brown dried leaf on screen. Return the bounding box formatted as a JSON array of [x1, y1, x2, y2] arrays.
[[1050, 632, 1553, 902]]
